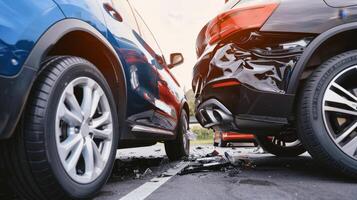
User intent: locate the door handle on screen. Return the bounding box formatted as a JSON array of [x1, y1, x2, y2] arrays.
[[159, 80, 168, 87], [103, 3, 123, 22]]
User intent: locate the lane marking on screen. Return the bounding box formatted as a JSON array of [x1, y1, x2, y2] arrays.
[[119, 161, 188, 200]]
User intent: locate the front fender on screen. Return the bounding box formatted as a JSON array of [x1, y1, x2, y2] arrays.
[[0, 1, 64, 76]]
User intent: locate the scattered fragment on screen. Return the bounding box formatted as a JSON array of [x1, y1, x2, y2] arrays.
[[179, 160, 230, 175], [253, 147, 266, 154], [142, 168, 153, 177], [225, 152, 242, 167], [179, 148, 256, 176], [239, 157, 256, 169], [196, 156, 222, 164], [224, 151, 256, 169], [205, 150, 220, 157]]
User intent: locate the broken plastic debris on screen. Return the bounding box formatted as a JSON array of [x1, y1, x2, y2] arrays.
[[225, 152, 242, 167], [179, 148, 256, 175], [142, 168, 153, 177], [205, 150, 219, 157], [253, 147, 265, 154]]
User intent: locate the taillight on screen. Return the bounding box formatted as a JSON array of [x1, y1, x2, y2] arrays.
[[206, 1, 279, 45], [211, 80, 240, 88]]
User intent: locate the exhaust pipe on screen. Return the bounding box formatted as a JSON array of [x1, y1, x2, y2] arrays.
[[213, 109, 233, 123], [197, 99, 233, 128]]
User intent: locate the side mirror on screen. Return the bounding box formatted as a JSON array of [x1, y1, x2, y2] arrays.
[[168, 53, 184, 69]]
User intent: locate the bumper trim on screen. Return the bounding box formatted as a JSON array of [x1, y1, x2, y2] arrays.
[[195, 82, 293, 134]]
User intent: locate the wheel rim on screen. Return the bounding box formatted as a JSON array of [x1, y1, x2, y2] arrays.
[[322, 66, 357, 160], [182, 115, 189, 155], [55, 77, 113, 184]]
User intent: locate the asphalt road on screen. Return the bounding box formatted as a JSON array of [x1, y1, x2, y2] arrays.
[[95, 144, 357, 200], [2, 144, 357, 200]]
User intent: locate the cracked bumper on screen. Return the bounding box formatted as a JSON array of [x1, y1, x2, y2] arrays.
[[193, 32, 313, 132]]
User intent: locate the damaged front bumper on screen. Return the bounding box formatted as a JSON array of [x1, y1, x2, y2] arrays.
[[193, 32, 314, 133]]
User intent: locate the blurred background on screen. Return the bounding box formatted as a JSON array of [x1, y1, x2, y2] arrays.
[[130, 0, 224, 91]]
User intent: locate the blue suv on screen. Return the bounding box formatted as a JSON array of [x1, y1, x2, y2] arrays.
[[0, 1, 190, 199]]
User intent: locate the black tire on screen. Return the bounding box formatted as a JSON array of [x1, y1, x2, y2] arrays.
[[0, 175, 14, 200], [298, 50, 357, 178], [0, 56, 119, 199], [256, 135, 306, 157], [165, 110, 190, 161]]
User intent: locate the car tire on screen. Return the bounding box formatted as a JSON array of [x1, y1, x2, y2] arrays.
[[0, 56, 119, 199], [165, 110, 190, 161], [298, 50, 357, 178], [256, 135, 306, 157]]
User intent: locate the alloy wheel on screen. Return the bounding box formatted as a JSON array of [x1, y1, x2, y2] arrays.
[[322, 66, 357, 160], [55, 77, 113, 184]]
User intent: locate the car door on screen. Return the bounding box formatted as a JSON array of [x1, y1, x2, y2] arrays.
[[133, 10, 183, 131], [100, 0, 160, 128]]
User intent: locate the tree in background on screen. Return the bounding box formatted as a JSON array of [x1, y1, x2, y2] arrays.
[[185, 89, 195, 117]]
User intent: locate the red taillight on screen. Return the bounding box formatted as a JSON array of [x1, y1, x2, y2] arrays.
[[206, 2, 279, 45], [211, 80, 240, 88]]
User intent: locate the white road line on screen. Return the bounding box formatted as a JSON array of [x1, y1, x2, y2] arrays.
[[119, 161, 189, 200]]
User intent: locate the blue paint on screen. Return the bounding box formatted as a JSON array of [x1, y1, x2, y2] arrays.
[[0, 0, 64, 76], [0, 0, 185, 136]]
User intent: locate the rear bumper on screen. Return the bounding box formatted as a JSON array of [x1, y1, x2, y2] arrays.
[[193, 31, 314, 133], [0, 66, 36, 139], [195, 81, 294, 134]]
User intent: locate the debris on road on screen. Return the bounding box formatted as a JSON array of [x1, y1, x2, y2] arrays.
[[179, 149, 255, 175], [252, 147, 265, 154], [112, 157, 164, 180], [205, 149, 220, 157], [142, 168, 153, 177]]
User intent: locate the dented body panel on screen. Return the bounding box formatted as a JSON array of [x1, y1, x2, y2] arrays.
[[207, 42, 303, 94], [193, 32, 312, 96], [193, 0, 355, 132]]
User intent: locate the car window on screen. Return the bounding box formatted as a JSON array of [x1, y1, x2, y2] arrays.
[[112, 0, 140, 33], [132, 8, 163, 56]]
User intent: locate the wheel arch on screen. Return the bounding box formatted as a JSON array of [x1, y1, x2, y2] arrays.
[[25, 19, 127, 124], [287, 22, 357, 94]]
